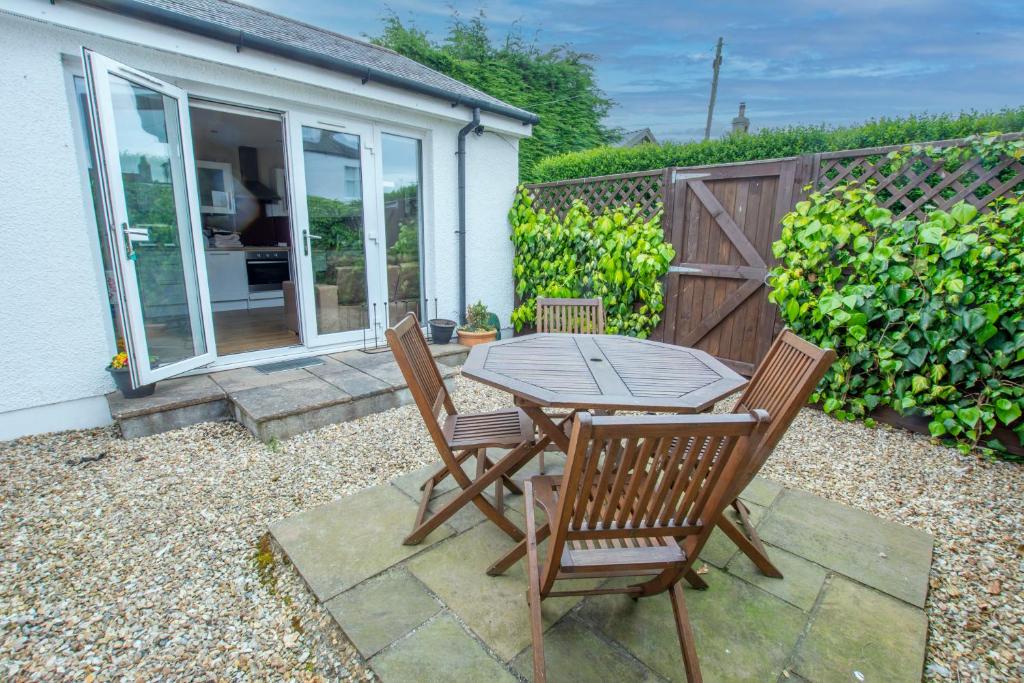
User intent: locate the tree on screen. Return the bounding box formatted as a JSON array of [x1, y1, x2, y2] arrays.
[[374, 13, 616, 180]]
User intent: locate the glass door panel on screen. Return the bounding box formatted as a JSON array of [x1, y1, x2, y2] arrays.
[[381, 134, 424, 325], [83, 49, 214, 385], [287, 115, 382, 346]]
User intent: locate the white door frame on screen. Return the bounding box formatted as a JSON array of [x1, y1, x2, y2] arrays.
[[286, 112, 386, 347], [82, 48, 216, 386]]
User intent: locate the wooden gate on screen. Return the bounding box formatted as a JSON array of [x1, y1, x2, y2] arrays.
[[658, 158, 811, 375]]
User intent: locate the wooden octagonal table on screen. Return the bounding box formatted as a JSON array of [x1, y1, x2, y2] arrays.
[[463, 333, 747, 453]]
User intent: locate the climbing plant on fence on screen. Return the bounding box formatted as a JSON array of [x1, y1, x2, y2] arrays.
[[508, 187, 675, 338], [768, 136, 1024, 459]]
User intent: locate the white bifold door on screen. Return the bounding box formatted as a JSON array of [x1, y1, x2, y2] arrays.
[[286, 114, 384, 347], [82, 48, 215, 386]]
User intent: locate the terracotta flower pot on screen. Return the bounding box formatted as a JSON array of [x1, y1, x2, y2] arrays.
[[456, 328, 497, 347]]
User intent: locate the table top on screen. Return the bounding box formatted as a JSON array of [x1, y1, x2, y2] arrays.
[[462, 333, 747, 412]]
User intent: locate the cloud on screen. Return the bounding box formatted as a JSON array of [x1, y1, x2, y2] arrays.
[[236, 0, 1024, 143]]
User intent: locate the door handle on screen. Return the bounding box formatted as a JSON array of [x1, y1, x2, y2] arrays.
[[302, 230, 323, 256], [121, 222, 136, 261]]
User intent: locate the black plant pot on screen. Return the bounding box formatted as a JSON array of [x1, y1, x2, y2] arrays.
[[428, 318, 457, 344], [107, 367, 156, 399]]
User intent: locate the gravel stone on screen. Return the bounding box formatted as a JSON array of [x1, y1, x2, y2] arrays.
[[1, 374, 1020, 681]]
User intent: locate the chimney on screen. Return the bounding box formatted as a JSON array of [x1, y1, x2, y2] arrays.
[[731, 102, 750, 134]]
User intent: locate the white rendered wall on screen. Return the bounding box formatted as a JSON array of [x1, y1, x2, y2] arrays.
[[0, 6, 526, 438]]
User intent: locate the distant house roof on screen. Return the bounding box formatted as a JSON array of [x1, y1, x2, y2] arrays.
[[74, 0, 539, 124], [615, 128, 659, 147]]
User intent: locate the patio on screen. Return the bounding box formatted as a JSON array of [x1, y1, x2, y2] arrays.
[[271, 456, 932, 682]]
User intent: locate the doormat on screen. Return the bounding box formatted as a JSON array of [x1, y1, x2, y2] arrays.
[[255, 357, 325, 374]]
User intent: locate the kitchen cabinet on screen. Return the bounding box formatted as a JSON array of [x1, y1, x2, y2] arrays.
[[197, 161, 236, 214], [205, 250, 248, 310]]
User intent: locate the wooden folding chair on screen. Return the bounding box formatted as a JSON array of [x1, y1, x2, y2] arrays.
[[535, 297, 605, 334], [386, 313, 533, 545], [523, 410, 771, 682], [533, 297, 606, 473], [715, 329, 836, 579]]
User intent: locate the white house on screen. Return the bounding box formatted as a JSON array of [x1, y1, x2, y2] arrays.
[[0, 0, 536, 440]]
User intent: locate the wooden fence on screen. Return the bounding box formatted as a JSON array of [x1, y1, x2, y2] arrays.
[[522, 134, 1024, 375]]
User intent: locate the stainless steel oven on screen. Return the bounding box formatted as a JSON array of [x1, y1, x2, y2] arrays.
[[245, 250, 289, 293]]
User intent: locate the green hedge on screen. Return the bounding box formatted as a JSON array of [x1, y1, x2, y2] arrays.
[[768, 143, 1024, 459], [509, 188, 674, 338], [529, 108, 1024, 183]]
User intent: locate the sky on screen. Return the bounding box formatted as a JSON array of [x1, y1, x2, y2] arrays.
[[238, 0, 1024, 142]]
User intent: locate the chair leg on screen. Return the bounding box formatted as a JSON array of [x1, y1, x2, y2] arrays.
[[523, 480, 547, 683], [404, 440, 544, 545], [683, 567, 708, 590], [487, 523, 551, 576], [669, 583, 703, 683], [717, 500, 783, 579]]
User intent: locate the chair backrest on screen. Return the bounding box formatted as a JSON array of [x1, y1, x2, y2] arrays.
[[386, 313, 457, 452], [729, 329, 835, 496], [536, 297, 605, 334], [542, 411, 770, 588]]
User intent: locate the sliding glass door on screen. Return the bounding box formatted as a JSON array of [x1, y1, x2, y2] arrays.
[[82, 49, 215, 386]]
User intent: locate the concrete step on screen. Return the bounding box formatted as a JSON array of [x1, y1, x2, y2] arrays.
[[106, 343, 468, 442]]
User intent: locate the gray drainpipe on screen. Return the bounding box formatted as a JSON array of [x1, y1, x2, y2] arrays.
[[456, 107, 481, 323]]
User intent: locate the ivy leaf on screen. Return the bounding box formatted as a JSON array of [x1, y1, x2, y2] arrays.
[[905, 347, 928, 369], [947, 348, 968, 364], [888, 265, 913, 282], [956, 406, 981, 427], [994, 399, 1021, 425], [961, 309, 987, 334], [950, 203, 978, 226], [919, 224, 943, 245]]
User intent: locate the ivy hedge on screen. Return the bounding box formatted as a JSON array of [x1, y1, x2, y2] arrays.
[[768, 137, 1024, 460], [508, 187, 674, 338], [530, 107, 1024, 182]]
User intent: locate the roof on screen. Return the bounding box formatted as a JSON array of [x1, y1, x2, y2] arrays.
[[74, 0, 539, 124], [615, 128, 659, 147]]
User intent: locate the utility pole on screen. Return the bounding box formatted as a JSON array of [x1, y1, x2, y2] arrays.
[[703, 37, 723, 141]]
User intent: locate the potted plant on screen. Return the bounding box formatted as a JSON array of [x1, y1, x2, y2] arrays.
[[457, 301, 498, 347], [428, 317, 457, 344], [107, 351, 156, 399]]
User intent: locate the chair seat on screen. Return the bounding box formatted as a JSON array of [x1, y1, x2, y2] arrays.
[[443, 408, 534, 449]]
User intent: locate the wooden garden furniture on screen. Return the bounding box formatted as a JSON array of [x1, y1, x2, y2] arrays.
[[532, 297, 605, 471], [523, 410, 772, 683], [535, 297, 605, 334], [387, 313, 537, 545], [461, 333, 748, 576], [713, 329, 836, 579]]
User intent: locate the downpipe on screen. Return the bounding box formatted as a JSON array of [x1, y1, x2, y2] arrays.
[[456, 107, 482, 323]]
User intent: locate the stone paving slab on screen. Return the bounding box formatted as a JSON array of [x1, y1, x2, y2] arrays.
[[369, 614, 517, 682], [107, 344, 468, 440], [324, 568, 442, 658], [270, 485, 453, 602], [106, 374, 225, 419], [757, 488, 933, 607], [271, 471, 932, 682], [792, 576, 928, 682]]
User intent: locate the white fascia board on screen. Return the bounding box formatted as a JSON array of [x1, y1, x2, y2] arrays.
[[2, 0, 533, 138]]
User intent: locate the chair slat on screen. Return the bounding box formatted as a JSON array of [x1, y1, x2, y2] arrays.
[[536, 297, 605, 334]]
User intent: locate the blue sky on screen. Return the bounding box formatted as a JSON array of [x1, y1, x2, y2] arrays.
[[240, 0, 1024, 142]]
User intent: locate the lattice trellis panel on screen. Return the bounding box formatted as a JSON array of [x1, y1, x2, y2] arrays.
[[814, 138, 1024, 222], [524, 170, 666, 220]]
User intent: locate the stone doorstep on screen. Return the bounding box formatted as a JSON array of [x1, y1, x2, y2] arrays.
[[106, 344, 468, 440], [271, 468, 933, 683]]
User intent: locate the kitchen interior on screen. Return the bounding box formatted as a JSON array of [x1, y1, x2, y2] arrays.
[[189, 104, 300, 356]]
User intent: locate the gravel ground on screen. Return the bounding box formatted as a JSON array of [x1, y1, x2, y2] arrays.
[[1, 374, 1021, 681]]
